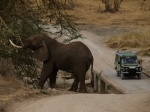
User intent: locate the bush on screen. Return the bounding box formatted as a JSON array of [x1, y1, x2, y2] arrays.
[[102, 0, 123, 12]]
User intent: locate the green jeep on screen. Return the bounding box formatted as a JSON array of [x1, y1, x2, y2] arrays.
[[114, 51, 142, 79]]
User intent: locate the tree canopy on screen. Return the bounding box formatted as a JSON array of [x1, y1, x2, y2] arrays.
[[0, 0, 80, 78]]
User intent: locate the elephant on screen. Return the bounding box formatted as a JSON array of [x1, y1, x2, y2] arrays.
[[9, 33, 94, 93]]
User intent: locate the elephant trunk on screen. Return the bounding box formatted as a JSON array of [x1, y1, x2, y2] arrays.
[[9, 39, 23, 48]]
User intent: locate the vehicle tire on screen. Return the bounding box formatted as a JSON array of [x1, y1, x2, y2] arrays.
[[138, 74, 141, 79], [121, 72, 124, 80], [117, 71, 120, 77]]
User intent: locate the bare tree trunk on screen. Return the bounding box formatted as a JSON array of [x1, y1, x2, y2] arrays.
[[102, 0, 123, 12], [102, 0, 113, 11], [114, 0, 122, 11]]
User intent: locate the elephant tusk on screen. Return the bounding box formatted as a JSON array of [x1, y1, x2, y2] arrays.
[[9, 39, 23, 48]]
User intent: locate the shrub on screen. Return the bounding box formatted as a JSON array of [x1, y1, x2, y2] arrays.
[[102, 0, 123, 12]]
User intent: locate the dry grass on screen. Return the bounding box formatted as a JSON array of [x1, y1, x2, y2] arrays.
[[0, 75, 41, 111], [106, 29, 150, 48], [68, 0, 150, 54], [68, 0, 150, 27]]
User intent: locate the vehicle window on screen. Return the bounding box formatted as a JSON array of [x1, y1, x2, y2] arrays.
[[122, 56, 138, 64]]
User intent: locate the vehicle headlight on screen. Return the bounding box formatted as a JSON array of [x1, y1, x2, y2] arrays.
[[126, 67, 128, 71], [136, 67, 142, 71], [139, 67, 142, 71], [123, 67, 128, 71]]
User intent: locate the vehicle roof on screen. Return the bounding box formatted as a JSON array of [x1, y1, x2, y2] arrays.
[[116, 51, 136, 57]]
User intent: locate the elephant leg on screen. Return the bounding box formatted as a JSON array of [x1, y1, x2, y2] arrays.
[[49, 69, 58, 88], [78, 75, 86, 93], [68, 76, 79, 92], [39, 62, 53, 88]]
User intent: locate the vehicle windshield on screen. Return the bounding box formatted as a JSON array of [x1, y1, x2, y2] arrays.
[[122, 56, 138, 64]]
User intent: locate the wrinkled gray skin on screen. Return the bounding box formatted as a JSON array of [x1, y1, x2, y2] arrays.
[[11, 34, 94, 93]]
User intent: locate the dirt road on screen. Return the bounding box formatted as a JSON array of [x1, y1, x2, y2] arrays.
[[8, 94, 150, 112], [6, 29, 150, 112], [79, 30, 150, 94]]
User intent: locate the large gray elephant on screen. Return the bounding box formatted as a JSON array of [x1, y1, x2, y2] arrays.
[[9, 34, 94, 93]]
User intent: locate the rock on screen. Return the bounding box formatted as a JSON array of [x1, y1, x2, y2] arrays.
[[23, 77, 33, 84], [43, 79, 50, 89], [41, 88, 57, 95], [56, 77, 66, 86], [47, 88, 57, 93]]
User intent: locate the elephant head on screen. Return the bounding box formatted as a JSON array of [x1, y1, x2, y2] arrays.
[[9, 34, 50, 62]]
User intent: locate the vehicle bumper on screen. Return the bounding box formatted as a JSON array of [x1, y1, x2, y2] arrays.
[[122, 71, 142, 74]]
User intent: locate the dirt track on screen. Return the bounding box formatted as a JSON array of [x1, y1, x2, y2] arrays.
[[6, 29, 150, 112], [80, 30, 150, 94], [7, 94, 150, 112]]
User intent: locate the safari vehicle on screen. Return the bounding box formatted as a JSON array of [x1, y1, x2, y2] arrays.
[[114, 51, 142, 79]]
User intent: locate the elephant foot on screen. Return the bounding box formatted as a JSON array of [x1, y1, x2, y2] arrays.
[[78, 87, 86, 93], [68, 83, 78, 92], [78, 89, 86, 93], [68, 88, 73, 91], [68, 88, 77, 92], [50, 83, 57, 89], [68, 85, 78, 92]]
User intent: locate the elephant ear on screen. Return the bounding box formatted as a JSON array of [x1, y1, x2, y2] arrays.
[[33, 40, 49, 62]]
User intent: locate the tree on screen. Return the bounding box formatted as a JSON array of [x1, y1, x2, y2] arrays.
[[0, 0, 80, 78], [102, 0, 123, 12]]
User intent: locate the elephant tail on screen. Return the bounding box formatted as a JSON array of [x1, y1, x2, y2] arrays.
[[90, 58, 94, 88]]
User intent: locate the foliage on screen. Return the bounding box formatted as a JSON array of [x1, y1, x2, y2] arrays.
[[0, 0, 79, 78], [101, 0, 123, 12]]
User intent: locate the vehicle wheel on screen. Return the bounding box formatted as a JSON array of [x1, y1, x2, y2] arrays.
[[138, 74, 141, 79], [121, 73, 124, 80], [117, 71, 120, 77]]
